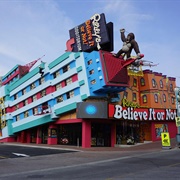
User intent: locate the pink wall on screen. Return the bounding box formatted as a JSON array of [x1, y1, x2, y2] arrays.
[[151, 121, 177, 141]]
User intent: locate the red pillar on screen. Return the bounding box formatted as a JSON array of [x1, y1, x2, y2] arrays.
[[111, 122, 116, 147], [82, 120, 91, 148], [36, 128, 42, 144], [26, 130, 31, 143], [47, 124, 58, 145]]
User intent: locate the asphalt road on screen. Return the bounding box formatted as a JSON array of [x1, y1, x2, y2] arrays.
[[0, 143, 180, 180], [0, 144, 76, 159]]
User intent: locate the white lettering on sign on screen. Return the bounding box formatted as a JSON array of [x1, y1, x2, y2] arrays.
[[74, 26, 82, 51], [90, 14, 101, 50], [113, 105, 176, 121], [166, 109, 176, 120]]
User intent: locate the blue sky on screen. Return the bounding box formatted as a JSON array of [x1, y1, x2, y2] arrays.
[[0, 0, 180, 85]]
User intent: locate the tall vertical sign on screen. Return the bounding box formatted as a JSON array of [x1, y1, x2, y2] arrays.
[[66, 13, 113, 52]]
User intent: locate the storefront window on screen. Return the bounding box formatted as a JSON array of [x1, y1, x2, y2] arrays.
[[91, 123, 111, 147], [58, 124, 82, 146], [116, 121, 141, 145]]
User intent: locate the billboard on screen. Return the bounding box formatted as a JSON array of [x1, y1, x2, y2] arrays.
[[66, 13, 113, 52], [77, 102, 108, 119]]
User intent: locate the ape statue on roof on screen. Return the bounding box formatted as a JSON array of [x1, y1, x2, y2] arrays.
[[113, 28, 141, 59]]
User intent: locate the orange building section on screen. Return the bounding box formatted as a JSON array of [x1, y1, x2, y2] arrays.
[[119, 70, 176, 109], [118, 70, 176, 142]]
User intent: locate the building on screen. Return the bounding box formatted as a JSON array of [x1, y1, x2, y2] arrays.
[[0, 49, 177, 148]]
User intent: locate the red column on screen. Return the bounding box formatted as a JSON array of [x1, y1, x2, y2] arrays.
[[26, 130, 31, 143], [82, 120, 91, 148], [36, 128, 42, 144], [111, 122, 116, 147], [47, 124, 58, 145]]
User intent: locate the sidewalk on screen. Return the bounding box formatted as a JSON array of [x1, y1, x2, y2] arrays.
[[3, 138, 178, 152]]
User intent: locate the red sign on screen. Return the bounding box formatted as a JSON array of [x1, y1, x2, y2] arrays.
[[109, 104, 176, 121]]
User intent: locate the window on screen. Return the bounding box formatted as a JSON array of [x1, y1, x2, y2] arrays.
[[160, 80, 163, 88], [39, 77, 45, 85], [30, 83, 36, 90], [140, 78, 145, 86], [65, 77, 72, 85], [142, 95, 147, 103], [22, 88, 26, 95], [163, 94, 166, 102], [132, 93, 137, 101], [55, 83, 62, 90], [57, 95, 63, 103], [41, 90, 46, 97], [16, 115, 20, 121], [62, 64, 70, 73], [14, 94, 18, 100], [123, 91, 128, 99], [89, 69, 94, 75], [15, 104, 19, 110], [32, 95, 37, 102], [91, 79, 96, 84], [154, 94, 158, 103], [170, 84, 173, 92], [171, 96, 175, 104], [24, 111, 29, 118], [66, 91, 74, 99], [23, 99, 28, 106], [33, 107, 38, 115], [53, 71, 60, 78], [88, 59, 93, 65], [152, 79, 156, 88], [133, 78, 137, 87]]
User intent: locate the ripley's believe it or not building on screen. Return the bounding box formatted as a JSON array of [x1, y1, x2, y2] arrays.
[[0, 13, 178, 148]]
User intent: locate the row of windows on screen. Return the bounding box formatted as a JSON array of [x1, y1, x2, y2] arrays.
[[132, 77, 174, 92], [15, 89, 76, 121], [14, 77, 45, 100], [13, 63, 72, 100], [124, 91, 175, 104], [14, 75, 75, 111]]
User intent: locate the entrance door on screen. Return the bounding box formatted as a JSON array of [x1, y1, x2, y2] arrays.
[[42, 126, 48, 144], [91, 123, 111, 147], [57, 123, 82, 146]]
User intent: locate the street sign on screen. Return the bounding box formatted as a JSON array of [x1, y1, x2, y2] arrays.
[[161, 132, 171, 149], [175, 117, 180, 127]]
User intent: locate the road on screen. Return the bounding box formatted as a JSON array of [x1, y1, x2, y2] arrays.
[[0, 143, 180, 180], [0, 144, 76, 159]]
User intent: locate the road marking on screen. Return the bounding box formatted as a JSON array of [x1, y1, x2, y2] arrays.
[[12, 153, 30, 157], [0, 156, 6, 159], [168, 162, 180, 167]]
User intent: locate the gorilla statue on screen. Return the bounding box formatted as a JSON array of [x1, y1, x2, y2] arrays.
[[113, 28, 141, 59]]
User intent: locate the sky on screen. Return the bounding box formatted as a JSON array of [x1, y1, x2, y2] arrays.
[[0, 0, 180, 85]]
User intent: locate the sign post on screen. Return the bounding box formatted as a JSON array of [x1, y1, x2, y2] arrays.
[[161, 132, 171, 149]]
